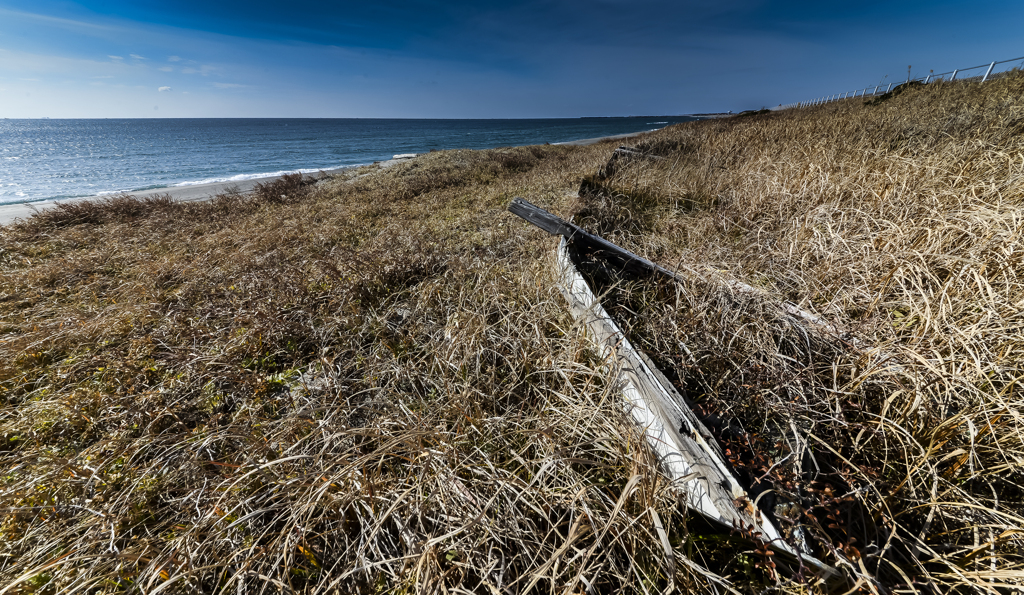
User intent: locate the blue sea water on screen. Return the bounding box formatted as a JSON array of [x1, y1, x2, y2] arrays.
[[0, 117, 696, 205]]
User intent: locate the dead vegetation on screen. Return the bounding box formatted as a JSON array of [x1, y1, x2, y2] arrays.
[[574, 74, 1024, 592], [1, 73, 1023, 593], [2, 144, 722, 594]]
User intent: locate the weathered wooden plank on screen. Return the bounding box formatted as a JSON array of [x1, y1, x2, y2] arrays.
[[509, 196, 842, 333], [508, 197, 670, 278], [553, 236, 842, 584], [509, 196, 845, 581], [554, 236, 765, 530], [507, 197, 578, 238]]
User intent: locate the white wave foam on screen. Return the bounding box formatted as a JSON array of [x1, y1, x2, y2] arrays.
[[1, 163, 369, 206]]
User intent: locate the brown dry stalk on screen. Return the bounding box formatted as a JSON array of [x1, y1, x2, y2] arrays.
[[2, 74, 1023, 593], [574, 74, 1024, 592]]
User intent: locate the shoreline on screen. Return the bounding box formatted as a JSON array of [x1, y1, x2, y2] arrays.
[[0, 167, 358, 226], [0, 128, 658, 226]]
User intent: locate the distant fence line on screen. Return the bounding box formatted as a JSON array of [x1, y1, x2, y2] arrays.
[[773, 54, 1024, 110]]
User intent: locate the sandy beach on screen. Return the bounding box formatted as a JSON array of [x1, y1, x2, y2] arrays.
[[0, 130, 654, 227], [0, 167, 355, 226]]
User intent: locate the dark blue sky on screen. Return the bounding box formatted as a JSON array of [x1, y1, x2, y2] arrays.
[[1, 0, 1021, 117]]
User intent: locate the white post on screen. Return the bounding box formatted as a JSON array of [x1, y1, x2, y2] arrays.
[[925, 74, 931, 83], [886, 83, 893, 92], [982, 61, 996, 82], [950, 70, 957, 81], [874, 85, 879, 94]]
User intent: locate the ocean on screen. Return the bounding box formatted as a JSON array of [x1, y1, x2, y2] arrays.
[[0, 117, 696, 206]]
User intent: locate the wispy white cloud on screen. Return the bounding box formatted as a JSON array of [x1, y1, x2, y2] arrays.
[[179, 64, 219, 76], [0, 6, 482, 117], [158, 86, 172, 92], [0, 48, 155, 81], [0, 7, 119, 34]]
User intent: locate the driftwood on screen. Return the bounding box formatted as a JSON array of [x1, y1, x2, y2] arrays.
[[509, 197, 670, 278], [554, 236, 771, 531], [509, 197, 841, 334], [509, 197, 843, 585]]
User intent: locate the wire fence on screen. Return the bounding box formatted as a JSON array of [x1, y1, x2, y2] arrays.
[[773, 54, 1024, 110]]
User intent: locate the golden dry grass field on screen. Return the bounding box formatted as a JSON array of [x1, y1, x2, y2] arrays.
[[2, 75, 1023, 593]]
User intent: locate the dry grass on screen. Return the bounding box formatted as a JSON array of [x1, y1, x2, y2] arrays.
[[573, 75, 1024, 592], [2, 145, 732, 594], [2, 74, 1023, 594]]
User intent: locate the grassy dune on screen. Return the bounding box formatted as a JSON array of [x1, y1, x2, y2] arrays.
[[574, 77, 1024, 592], [2, 75, 1023, 593]]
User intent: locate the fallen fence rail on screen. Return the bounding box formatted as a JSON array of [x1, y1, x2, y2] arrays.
[[509, 195, 841, 333], [508, 197, 846, 588]]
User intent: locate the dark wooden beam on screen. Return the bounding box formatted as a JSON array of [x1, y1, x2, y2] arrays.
[[508, 197, 674, 279], [507, 197, 578, 238], [509, 196, 844, 334]]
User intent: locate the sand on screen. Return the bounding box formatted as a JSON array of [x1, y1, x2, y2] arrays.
[[0, 168, 354, 226]]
